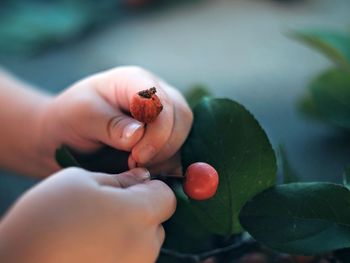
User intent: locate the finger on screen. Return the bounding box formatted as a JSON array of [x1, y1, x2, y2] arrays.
[[91, 168, 150, 188], [128, 154, 137, 169], [104, 109, 145, 151], [95, 66, 162, 112], [71, 88, 145, 151], [146, 152, 183, 177], [128, 82, 175, 164], [131, 96, 174, 164], [94, 67, 177, 164], [124, 180, 177, 224], [141, 85, 193, 165]]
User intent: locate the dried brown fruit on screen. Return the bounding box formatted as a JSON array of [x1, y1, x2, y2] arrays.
[[130, 87, 163, 123]]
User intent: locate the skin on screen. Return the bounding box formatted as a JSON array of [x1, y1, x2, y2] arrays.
[[0, 66, 193, 262], [0, 66, 193, 177], [0, 167, 176, 263]]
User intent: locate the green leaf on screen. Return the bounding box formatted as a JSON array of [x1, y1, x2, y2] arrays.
[[343, 166, 350, 190], [291, 30, 350, 69], [159, 185, 214, 263], [185, 84, 212, 108], [309, 68, 350, 129], [298, 93, 324, 120], [55, 145, 80, 168], [181, 98, 277, 236], [240, 182, 350, 255], [164, 187, 213, 251]]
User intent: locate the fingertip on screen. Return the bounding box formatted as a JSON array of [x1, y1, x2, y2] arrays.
[[129, 167, 151, 181], [132, 143, 157, 165], [130, 96, 175, 164], [95, 168, 150, 188], [146, 179, 177, 216], [128, 154, 137, 169]]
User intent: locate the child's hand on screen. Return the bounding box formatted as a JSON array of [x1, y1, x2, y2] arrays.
[[0, 167, 176, 263], [41, 66, 193, 176]]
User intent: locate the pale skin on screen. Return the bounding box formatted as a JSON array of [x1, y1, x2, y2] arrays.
[[0, 66, 193, 263]]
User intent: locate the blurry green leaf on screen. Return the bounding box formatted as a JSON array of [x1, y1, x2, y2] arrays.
[[278, 145, 300, 183], [240, 182, 350, 255], [291, 30, 350, 69], [298, 93, 324, 120], [55, 145, 80, 168], [309, 68, 350, 129], [181, 98, 277, 236], [0, 3, 90, 54], [0, 1, 124, 55], [185, 85, 212, 108], [343, 166, 350, 190], [158, 185, 214, 263]]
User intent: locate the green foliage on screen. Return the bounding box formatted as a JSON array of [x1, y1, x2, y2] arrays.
[[240, 182, 350, 255], [158, 185, 214, 263], [298, 93, 323, 120], [293, 29, 350, 129], [343, 166, 350, 190], [164, 186, 213, 252], [310, 69, 350, 129], [55, 145, 80, 168], [291, 30, 350, 69], [0, 2, 99, 54], [185, 85, 212, 108], [181, 98, 277, 235], [301, 68, 350, 129]]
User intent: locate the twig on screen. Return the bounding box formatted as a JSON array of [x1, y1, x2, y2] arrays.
[[160, 239, 258, 262], [160, 248, 201, 262]]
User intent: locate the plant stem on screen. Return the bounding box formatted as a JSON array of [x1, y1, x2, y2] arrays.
[[160, 239, 258, 262], [160, 248, 201, 262]]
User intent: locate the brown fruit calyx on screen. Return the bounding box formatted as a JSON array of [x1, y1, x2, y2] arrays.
[[138, 87, 157, 98]]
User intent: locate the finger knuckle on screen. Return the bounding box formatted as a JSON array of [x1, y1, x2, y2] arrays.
[[107, 115, 125, 137], [123, 65, 149, 75], [60, 167, 85, 175], [181, 104, 194, 125]]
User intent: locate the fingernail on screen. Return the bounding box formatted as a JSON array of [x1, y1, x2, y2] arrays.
[[137, 144, 156, 164], [131, 167, 150, 181], [123, 122, 142, 139]]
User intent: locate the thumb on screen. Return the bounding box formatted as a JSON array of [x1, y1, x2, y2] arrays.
[[92, 168, 151, 188], [104, 109, 145, 151]]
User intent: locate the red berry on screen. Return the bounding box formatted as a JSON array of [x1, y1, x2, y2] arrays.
[[130, 87, 163, 123], [183, 162, 219, 201]]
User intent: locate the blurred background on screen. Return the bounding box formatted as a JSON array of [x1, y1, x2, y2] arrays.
[[1, 0, 350, 215]]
